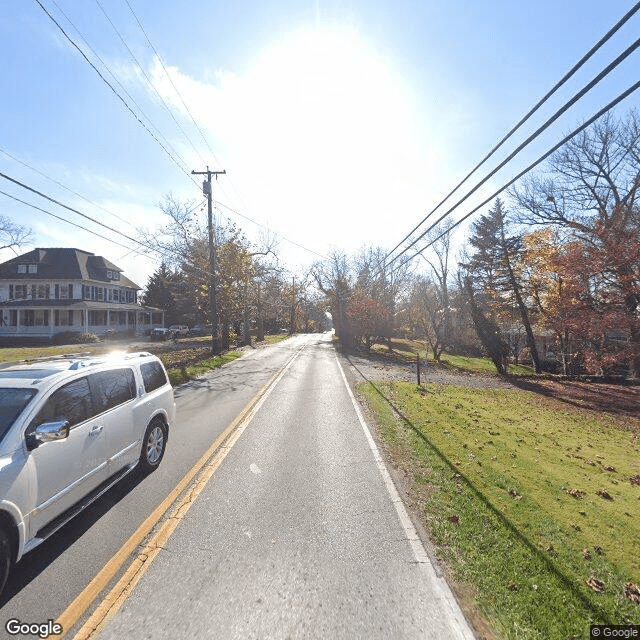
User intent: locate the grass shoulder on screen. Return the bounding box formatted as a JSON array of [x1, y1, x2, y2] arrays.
[[359, 379, 640, 639]]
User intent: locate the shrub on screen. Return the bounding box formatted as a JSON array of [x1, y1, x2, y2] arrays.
[[52, 331, 100, 345]]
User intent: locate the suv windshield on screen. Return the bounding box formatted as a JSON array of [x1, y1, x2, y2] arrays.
[[0, 388, 38, 442]]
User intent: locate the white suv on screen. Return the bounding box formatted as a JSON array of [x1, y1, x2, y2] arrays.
[[0, 351, 175, 594]]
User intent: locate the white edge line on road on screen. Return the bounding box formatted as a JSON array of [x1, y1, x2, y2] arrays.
[[335, 355, 477, 640]]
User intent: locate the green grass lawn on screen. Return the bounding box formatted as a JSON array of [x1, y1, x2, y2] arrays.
[[360, 380, 640, 639], [369, 338, 534, 375]]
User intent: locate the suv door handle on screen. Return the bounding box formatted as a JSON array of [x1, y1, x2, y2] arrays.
[[89, 425, 103, 435]]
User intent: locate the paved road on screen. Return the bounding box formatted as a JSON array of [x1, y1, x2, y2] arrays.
[[94, 333, 474, 639], [0, 333, 474, 639], [0, 335, 312, 633]]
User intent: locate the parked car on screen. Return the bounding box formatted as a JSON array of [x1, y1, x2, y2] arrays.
[[168, 325, 189, 338], [190, 324, 214, 336], [150, 327, 173, 341], [0, 351, 175, 594]]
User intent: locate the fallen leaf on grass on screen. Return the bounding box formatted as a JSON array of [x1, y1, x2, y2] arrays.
[[630, 475, 640, 486], [546, 545, 556, 555], [597, 489, 613, 500], [623, 582, 640, 603], [582, 548, 591, 560], [593, 546, 605, 555], [585, 460, 596, 466], [586, 576, 605, 593], [449, 515, 460, 524], [565, 488, 586, 499], [604, 466, 616, 472], [508, 582, 518, 591], [508, 489, 523, 500]]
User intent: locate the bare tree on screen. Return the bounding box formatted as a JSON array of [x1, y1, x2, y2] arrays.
[[0, 215, 32, 253]]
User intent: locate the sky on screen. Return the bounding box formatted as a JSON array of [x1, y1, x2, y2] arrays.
[[0, 0, 638, 289]]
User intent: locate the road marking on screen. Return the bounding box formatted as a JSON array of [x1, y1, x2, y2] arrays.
[[335, 355, 476, 640], [57, 343, 306, 640]]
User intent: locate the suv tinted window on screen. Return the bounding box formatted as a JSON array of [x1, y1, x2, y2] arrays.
[[34, 377, 94, 428], [0, 388, 37, 441], [90, 368, 136, 413], [140, 361, 168, 392]]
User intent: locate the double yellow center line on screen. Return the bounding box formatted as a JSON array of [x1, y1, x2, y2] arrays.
[[58, 343, 306, 639]]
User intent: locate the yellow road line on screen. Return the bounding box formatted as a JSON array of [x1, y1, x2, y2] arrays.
[[57, 343, 304, 639]]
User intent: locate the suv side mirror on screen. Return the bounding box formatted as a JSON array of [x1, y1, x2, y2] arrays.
[[26, 420, 70, 450]]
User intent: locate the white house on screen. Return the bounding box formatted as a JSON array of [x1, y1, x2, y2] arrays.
[[0, 248, 164, 340]]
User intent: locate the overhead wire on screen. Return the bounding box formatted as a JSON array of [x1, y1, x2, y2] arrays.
[[0, 170, 217, 279], [379, 34, 640, 275], [93, 0, 208, 168], [387, 80, 640, 277], [48, 0, 193, 179], [384, 0, 640, 263], [33, 0, 200, 190], [0, 147, 137, 232], [123, 0, 218, 166], [122, 0, 271, 230], [212, 198, 329, 260]]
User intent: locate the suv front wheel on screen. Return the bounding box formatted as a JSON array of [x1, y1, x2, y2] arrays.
[[0, 528, 12, 596], [139, 418, 167, 473]]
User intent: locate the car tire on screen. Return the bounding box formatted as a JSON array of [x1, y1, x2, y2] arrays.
[[139, 418, 167, 474], [0, 529, 12, 596]]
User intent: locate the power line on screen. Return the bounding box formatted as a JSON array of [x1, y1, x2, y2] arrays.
[[33, 0, 200, 190], [94, 0, 208, 168], [384, 1, 640, 262], [0, 147, 137, 232], [122, 0, 261, 217], [382, 35, 640, 273], [48, 0, 194, 179], [212, 198, 329, 260], [0, 189, 143, 255], [123, 0, 218, 165], [388, 80, 640, 277]]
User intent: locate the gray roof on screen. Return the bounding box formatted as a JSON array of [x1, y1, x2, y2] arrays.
[[0, 248, 140, 289]]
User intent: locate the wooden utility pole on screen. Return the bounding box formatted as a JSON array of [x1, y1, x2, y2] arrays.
[[192, 167, 226, 354]]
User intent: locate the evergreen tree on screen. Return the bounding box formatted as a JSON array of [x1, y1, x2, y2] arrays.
[[141, 263, 177, 324], [464, 198, 542, 373]]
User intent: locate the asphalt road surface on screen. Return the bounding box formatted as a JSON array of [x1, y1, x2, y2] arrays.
[[0, 333, 475, 639]]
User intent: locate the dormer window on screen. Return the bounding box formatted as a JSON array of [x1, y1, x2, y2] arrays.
[[113, 272, 120, 281], [106, 270, 113, 279], [17, 265, 26, 273], [28, 264, 37, 273]]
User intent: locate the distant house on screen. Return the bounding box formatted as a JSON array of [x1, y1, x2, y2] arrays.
[[0, 248, 164, 339]]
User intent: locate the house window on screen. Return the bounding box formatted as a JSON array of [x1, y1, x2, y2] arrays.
[[9, 311, 17, 326], [28, 264, 37, 274], [17, 265, 26, 274], [30, 285, 36, 300], [107, 270, 112, 279], [108, 289, 112, 302], [13, 285, 27, 299], [113, 272, 120, 280], [34, 310, 49, 326], [98, 288, 104, 301], [20, 310, 34, 326], [55, 310, 74, 327], [54, 284, 59, 299], [37, 285, 49, 299], [68, 284, 73, 299]]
